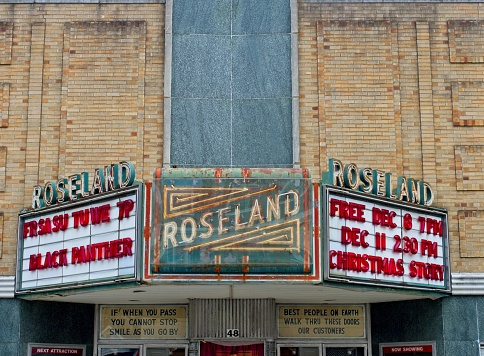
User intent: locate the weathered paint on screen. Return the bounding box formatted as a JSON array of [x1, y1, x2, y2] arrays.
[[148, 168, 316, 281]]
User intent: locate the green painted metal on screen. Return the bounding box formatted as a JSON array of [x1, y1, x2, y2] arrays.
[[151, 168, 313, 276]]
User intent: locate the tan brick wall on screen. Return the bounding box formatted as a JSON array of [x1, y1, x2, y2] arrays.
[[2, 2, 484, 277], [0, 4, 164, 275], [299, 2, 484, 274]]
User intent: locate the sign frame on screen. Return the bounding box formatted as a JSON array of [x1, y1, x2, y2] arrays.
[[16, 184, 144, 295], [380, 341, 436, 355], [322, 185, 451, 293], [98, 346, 141, 356], [146, 168, 320, 283], [277, 304, 367, 339], [28, 343, 86, 356], [99, 305, 188, 340]]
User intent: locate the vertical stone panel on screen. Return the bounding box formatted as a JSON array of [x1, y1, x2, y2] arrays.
[[169, 0, 293, 168]]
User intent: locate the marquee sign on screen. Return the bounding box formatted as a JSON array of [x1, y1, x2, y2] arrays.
[[322, 185, 450, 292], [149, 168, 316, 279], [16, 167, 143, 294]]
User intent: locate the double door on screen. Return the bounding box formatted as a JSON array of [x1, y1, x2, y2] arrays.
[[99, 343, 366, 356], [199, 341, 264, 356], [99, 346, 186, 356]]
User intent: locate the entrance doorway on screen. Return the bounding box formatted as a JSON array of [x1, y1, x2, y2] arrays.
[[200, 341, 264, 356], [99, 346, 188, 356]]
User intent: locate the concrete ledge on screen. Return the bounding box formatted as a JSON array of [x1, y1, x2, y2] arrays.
[[452, 273, 484, 295], [0, 276, 14, 298]]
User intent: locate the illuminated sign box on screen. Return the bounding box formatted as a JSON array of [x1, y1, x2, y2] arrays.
[[322, 185, 450, 292], [149, 168, 316, 280], [29, 344, 86, 356], [381, 342, 435, 355], [16, 184, 143, 294]]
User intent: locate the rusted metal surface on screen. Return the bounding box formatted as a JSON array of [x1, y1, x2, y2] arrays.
[[149, 168, 315, 279]]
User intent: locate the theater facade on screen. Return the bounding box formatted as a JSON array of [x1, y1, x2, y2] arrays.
[[1, 1, 484, 356], [15, 159, 451, 356]]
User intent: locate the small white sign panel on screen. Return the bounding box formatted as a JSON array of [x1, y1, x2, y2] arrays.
[[323, 186, 450, 292], [17, 186, 141, 293]]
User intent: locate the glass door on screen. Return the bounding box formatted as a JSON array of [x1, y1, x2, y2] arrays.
[[99, 347, 141, 356], [278, 344, 367, 356], [279, 345, 321, 356], [200, 342, 264, 356], [324, 346, 366, 356], [99, 345, 187, 356], [145, 347, 187, 356]]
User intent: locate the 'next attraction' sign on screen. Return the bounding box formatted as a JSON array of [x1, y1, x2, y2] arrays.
[[150, 168, 316, 280]]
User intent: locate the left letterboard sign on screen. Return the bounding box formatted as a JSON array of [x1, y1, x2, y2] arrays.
[[16, 181, 143, 294]]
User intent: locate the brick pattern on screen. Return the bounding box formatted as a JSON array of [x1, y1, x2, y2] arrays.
[[448, 20, 484, 63], [0, 4, 163, 275], [0, 22, 11, 129], [0, 146, 5, 192], [2, 3, 484, 276], [0, 83, 9, 128], [59, 21, 146, 175], [454, 145, 484, 191], [451, 81, 484, 126], [24, 22, 44, 192], [317, 20, 399, 171], [458, 210, 484, 258], [298, 3, 484, 273], [0, 22, 12, 65]]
